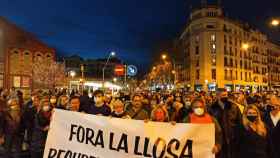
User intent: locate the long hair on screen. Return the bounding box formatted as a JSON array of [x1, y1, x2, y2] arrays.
[[242, 105, 267, 137], [151, 105, 169, 122]]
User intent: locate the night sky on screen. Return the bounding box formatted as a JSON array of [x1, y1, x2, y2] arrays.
[[0, 0, 279, 72]]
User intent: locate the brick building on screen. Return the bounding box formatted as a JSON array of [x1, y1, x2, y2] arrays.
[[0, 17, 55, 93]]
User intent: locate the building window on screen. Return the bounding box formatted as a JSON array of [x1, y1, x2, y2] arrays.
[[195, 46, 199, 55], [196, 70, 200, 80], [211, 34, 216, 42], [240, 60, 242, 68], [211, 44, 216, 54], [224, 35, 227, 43], [225, 69, 228, 80], [245, 72, 248, 81], [195, 35, 199, 43], [241, 72, 243, 80], [235, 59, 238, 68], [212, 69, 216, 80], [230, 70, 233, 80], [224, 46, 228, 54], [224, 57, 228, 66], [212, 58, 216, 66], [206, 24, 215, 28], [236, 71, 238, 80], [230, 58, 233, 67], [196, 60, 199, 67]]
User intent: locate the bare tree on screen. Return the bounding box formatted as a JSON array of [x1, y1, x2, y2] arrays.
[[32, 57, 65, 89]]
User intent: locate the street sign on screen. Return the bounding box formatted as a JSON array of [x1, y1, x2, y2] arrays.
[[127, 65, 137, 76], [114, 64, 125, 76]]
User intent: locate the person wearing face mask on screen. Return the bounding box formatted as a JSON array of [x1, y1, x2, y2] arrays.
[[183, 98, 223, 156], [170, 94, 189, 123], [263, 95, 280, 158], [237, 105, 272, 158], [209, 88, 242, 158], [29, 98, 52, 158], [151, 105, 169, 122], [111, 99, 130, 119], [86, 90, 111, 116], [1, 99, 22, 158]]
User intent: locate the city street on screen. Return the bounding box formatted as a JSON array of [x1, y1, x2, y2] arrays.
[[0, 0, 280, 158]]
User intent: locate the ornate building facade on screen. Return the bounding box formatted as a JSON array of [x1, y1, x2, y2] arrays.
[[178, 3, 280, 92]]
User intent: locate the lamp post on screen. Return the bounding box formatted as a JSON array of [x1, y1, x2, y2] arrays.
[[102, 51, 116, 88], [69, 71, 76, 90], [271, 19, 280, 27]]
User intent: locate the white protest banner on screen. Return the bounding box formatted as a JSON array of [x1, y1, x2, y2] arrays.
[[44, 109, 215, 158]]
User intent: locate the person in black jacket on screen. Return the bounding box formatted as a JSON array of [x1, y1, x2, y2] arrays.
[[21, 95, 41, 153], [237, 105, 271, 158], [209, 89, 242, 158], [263, 95, 280, 158], [29, 98, 52, 158], [1, 98, 23, 158]]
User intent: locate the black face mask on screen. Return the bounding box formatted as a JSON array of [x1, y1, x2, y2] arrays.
[[247, 115, 258, 122], [220, 97, 228, 103], [267, 105, 276, 112]]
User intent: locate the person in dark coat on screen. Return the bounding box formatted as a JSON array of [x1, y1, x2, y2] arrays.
[[79, 90, 90, 112], [263, 95, 280, 158], [86, 90, 111, 116], [21, 95, 41, 152], [29, 98, 52, 158], [126, 94, 149, 120], [209, 89, 242, 158], [1, 98, 23, 158], [237, 105, 272, 158]]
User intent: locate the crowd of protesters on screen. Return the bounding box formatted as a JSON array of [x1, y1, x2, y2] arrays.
[[0, 87, 279, 158]]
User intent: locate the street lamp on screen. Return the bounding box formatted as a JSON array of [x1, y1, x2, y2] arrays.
[[70, 71, 76, 78], [271, 19, 280, 27], [161, 54, 167, 60], [113, 77, 117, 83], [102, 51, 116, 88], [242, 43, 249, 50]]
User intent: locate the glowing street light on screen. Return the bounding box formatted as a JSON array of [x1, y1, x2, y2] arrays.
[[161, 54, 167, 60], [113, 77, 117, 82], [242, 43, 249, 50], [271, 19, 280, 27], [153, 66, 156, 70], [70, 71, 76, 78], [111, 51, 116, 56]]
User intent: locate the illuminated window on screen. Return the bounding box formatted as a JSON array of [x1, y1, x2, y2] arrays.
[[211, 34, 216, 42]]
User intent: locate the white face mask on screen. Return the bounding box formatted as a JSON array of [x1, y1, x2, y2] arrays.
[[42, 105, 50, 112], [194, 108, 204, 116], [115, 111, 124, 115]]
